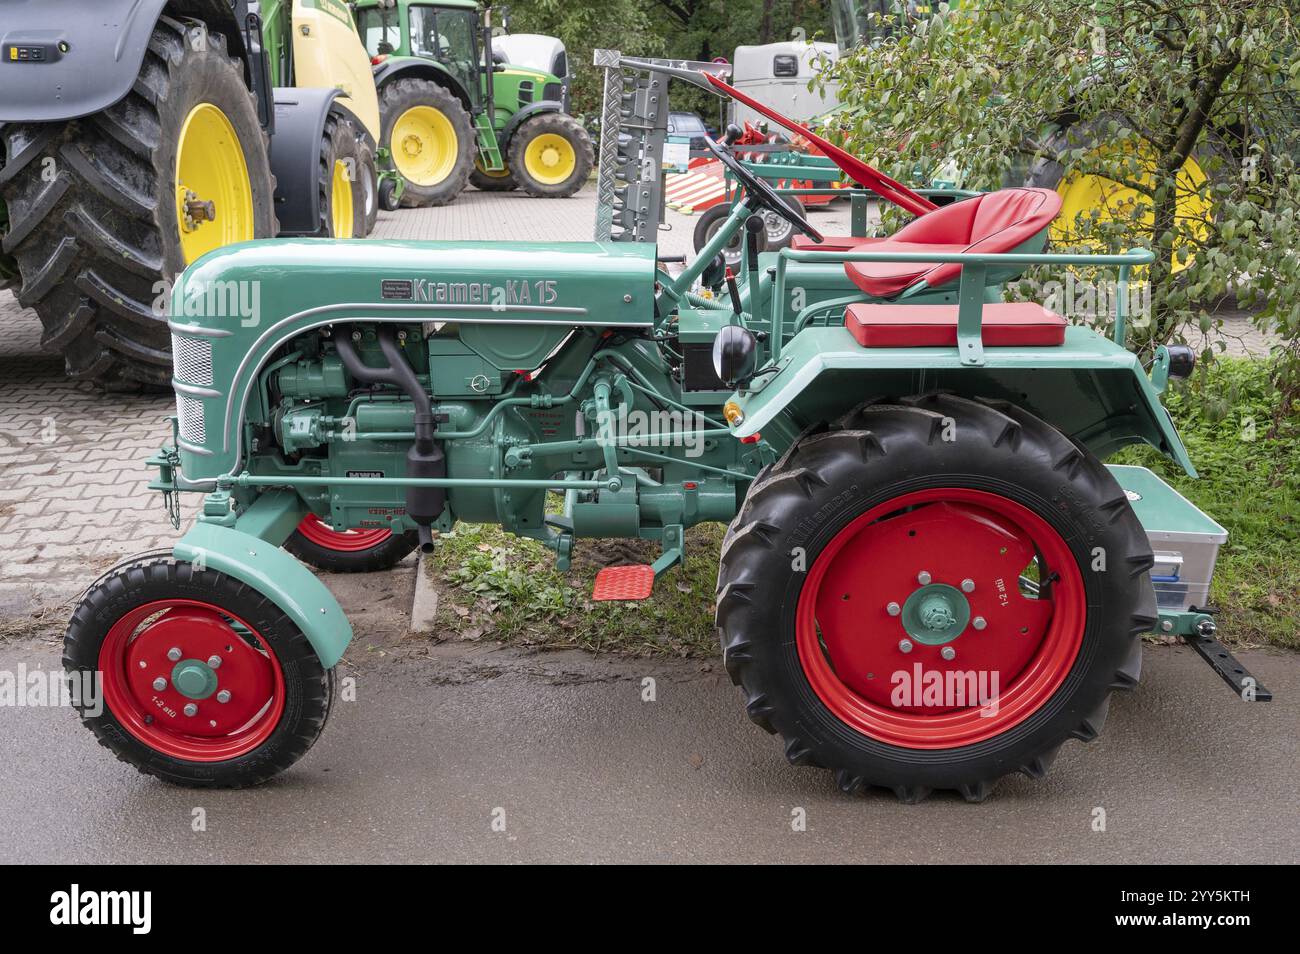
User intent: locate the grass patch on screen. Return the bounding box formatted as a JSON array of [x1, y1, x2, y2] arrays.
[[428, 358, 1296, 656]]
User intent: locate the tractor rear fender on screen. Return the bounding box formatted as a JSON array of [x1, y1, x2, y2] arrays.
[[0, 0, 252, 123], [729, 325, 1198, 477], [173, 489, 352, 668], [373, 59, 473, 111], [269, 86, 341, 234], [498, 101, 564, 149]]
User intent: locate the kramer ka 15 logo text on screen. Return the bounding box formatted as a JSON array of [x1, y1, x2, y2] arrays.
[[380, 277, 559, 306]]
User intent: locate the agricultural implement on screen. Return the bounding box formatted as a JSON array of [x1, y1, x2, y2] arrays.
[[63, 52, 1269, 801], [0, 0, 385, 390], [353, 0, 592, 204]]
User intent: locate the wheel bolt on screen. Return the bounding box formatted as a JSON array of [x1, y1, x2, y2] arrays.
[[917, 570, 932, 585], [972, 616, 987, 631], [183, 703, 198, 717], [207, 655, 222, 669], [216, 690, 231, 704], [898, 639, 913, 654], [961, 578, 975, 593], [886, 601, 901, 617], [167, 647, 182, 662], [941, 646, 956, 661], [151, 677, 167, 692]]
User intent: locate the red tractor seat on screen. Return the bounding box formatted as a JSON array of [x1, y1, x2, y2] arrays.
[[790, 234, 884, 252], [843, 188, 1063, 298], [844, 301, 1067, 348]]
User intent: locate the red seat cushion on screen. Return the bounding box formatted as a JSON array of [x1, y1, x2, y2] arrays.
[[844, 301, 1067, 348], [843, 188, 1062, 298], [790, 234, 884, 252]]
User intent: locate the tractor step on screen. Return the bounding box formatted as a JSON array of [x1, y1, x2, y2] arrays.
[[474, 114, 504, 172], [592, 564, 655, 601], [1185, 626, 1273, 702]]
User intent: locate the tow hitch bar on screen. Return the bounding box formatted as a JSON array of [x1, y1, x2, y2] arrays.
[[1186, 619, 1273, 702]]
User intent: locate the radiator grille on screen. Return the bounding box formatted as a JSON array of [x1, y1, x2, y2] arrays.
[[176, 396, 205, 445], [171, 334, 213, 386]]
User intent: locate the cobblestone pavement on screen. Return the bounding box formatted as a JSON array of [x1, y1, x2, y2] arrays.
[[0, 184, 1280, 615]]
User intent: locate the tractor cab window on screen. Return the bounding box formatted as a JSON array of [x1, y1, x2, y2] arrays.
[[408, 5, 481, 104], [356, 7, 402, 57]]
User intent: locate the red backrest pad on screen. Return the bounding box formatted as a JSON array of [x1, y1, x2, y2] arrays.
[[844, 301, 1067, 348]]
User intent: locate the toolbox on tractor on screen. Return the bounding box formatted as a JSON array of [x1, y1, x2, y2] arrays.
[[65, 50, 1269, 803]]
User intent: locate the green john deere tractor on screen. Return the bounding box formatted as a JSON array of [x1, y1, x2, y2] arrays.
[[63, 54, 1268, 801], [353, 0, 593, 205], [0, 0, 382, 390]]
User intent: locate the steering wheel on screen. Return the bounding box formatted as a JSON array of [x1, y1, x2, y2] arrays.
[[704, 135, 824, 245]]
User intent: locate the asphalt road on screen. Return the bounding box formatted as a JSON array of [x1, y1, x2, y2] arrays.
[[0, 637, 1293, 864]]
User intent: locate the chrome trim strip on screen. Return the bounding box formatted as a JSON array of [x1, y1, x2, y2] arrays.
[[172, 381, 222, 399]]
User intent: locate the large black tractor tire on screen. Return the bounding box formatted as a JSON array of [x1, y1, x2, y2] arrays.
[[64, 556, 335, 788], [0, 17, 276, 390], [379, 78, 474, 208], [349, 121, 380, 236], [693, 203, 766, 268], [284, 517, 420, 573], [310, 110, 363, 238], [470, 160, 518, 192], [716, 393, 1156, 803], [506, 112, 594, 198]]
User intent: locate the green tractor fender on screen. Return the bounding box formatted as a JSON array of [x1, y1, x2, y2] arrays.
[[174, 490, 353, 669], [728, 326, 1198, 477], [498, 100, 565, 150], [373, 57, 474, 110]]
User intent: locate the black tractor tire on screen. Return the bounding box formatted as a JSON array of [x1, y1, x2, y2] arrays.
[[0, 16, 276, 390], [506, 112, 594, 198], [64, 556, 335, 788], [379, 78, 474, 207], [470, 162, 518, 191], [310, 110, 363, 238], [693, 202, 765, 268], [351, 122, 379, 236], [715, 393, 1156, 803], [760, 195, 806, 253], [284, 523, 420, 573], [378, 175, 401, 212]]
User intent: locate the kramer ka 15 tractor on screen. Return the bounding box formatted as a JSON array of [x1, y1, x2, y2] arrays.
[[63, 53, 1269, 802], [353, 0, 593, 204], [0, 0, 385, 390]]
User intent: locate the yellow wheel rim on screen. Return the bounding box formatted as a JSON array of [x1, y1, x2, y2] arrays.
[[331, 158, 354, 238], [522, 132, 577, 186], [1052, 141, 1211, 272], [392, 106, 458, 186], [174, 103, 254, 265]]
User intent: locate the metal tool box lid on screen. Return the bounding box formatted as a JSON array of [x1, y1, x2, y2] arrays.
[[1107, 464, 1228, 543]]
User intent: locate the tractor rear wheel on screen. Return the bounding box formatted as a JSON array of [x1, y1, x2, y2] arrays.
[[507, 113, 593, 198], [311, 110, 362, 238], [0, 17, 276, 389], [64, 556, 334, 787], [380, 79, 474, 207], [285, 516, 419, 573], [470, 159, 518, 192], [715, 393, 1156, 802]]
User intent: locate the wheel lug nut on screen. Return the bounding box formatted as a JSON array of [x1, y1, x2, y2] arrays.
[[216, 690, 231, 704], [898, 639, 913, 653], [886, 601, 901, 616], [167, 647, 182, 661], [917, 570, 932, 585], [207, 655, 222, 669], [941, 646, 956, 661], [972, 616, 987, 631], [151, 677, 167, 691], [961, 578, 975, 593], [183, 703, 198, 717]]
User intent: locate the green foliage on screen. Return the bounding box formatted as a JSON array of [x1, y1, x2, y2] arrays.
[[826, 0, 1300, 403]]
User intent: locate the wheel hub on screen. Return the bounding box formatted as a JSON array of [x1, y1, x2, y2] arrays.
[[901, 583, 970, 645], [171, 659, 219, 700]]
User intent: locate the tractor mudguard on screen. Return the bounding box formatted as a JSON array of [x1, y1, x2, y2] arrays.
[[269, 86, 341, 234], [0, 0, 251, 122], [373, 58, 473, 109], [499, 100, 564, 148], [173, 491, 353, 669], [729, 325, 1198, 476]]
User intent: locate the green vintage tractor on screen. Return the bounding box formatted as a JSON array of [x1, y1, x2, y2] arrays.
[[62, 55, 1267, 800], [353, 0, 593, 204], [0, 0, 382, 390]]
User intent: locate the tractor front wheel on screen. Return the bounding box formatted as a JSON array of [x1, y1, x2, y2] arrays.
[[285, 516, 419, 573], [716, 393, 1155, 802], [64, 557, 334, 787], [380, 79, 474, 207], [506, 113, 593, 198]]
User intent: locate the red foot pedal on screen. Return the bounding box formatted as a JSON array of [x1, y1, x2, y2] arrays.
[[592, 565, 655, 601]]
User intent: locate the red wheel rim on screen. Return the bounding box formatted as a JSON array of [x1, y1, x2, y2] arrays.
[[795, 487, 1085, 749], [97, 600, 285, 761], [296, 515, 393, 552]]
